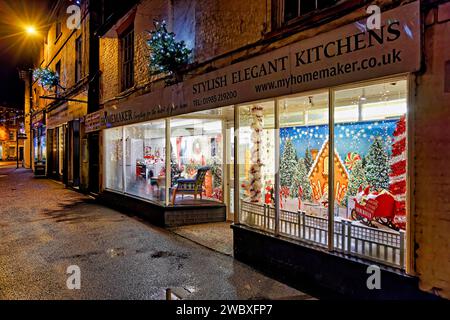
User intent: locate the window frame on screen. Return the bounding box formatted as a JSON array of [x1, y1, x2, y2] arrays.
[[270, 0, 365, 34], [75, 35, 83, 83], [119, 25, 135, 92], [55, 21, 62, 43], [55, 60, 61, 96]]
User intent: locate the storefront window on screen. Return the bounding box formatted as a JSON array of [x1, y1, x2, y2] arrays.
[[170, 111, 225, 204], [123, 120, 166, 203], [334, 79, 407, 231], [236, 78, 407, 268], [238, 101, 276, 227], [104, 127, 123, 191], [279, 92, 329, 217]]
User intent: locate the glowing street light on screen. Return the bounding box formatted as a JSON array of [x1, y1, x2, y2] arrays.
[[25, 25, 37, 35]]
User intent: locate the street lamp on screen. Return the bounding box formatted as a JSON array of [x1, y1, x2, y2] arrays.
[[25, 25, 37, 35], [22, 24, 39, 170]]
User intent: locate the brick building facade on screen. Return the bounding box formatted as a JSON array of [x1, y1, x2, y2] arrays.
[[28, 0, 101, 186], [0, 106, 25, 161], [59, 0, 450, 299]]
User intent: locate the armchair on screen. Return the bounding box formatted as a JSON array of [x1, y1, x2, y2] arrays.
[[171, 166, 210, 204]]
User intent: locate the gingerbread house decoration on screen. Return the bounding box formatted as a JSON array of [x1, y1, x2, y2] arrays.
[[308, 139, 349, 204]]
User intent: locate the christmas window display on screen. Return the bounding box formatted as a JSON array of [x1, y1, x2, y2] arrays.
[[275, 80, 407, 232], [238, 101, 275, 225], [104, 127, 124, 191], [279, 92, 329, 216], [170, 117, 224, 203], [123, 120, 166, 203], [334, 80, 407, 231]]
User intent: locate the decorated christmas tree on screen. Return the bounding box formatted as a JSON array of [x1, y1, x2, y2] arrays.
[[147, 20, 192, 83], [304, 147, 313, 173], [33, 67, 60, 90], [280, 139, 298, 190], [343, 159, 367, 205], [365, 137, 390, 191], [292, 158, 312, 200]]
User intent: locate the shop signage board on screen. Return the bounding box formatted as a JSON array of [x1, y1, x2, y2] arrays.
[[32, 111, 45, 128], [47, 100, 87, 129], [84, 110, 102, 133], [91, 1, 420, 130]]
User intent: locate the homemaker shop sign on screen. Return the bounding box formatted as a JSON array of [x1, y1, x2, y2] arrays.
[[98, 1, 420, 129]]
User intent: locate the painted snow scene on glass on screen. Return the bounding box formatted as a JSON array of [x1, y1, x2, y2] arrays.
[[276, 79, 407, 230], [278, 116, 406, 231]]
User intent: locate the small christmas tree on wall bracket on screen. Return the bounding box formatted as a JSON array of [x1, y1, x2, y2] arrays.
[[147, 20, 192, 85], [33, 67, 60, 90]]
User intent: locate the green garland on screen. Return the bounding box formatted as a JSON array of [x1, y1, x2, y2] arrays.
[[33, 67, 59, 90], [147, 20, 191, 82]]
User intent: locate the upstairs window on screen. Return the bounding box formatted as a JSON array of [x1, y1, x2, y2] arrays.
[[55, 21, 62, 42], [120, 26, 134, 91], [55, 60, 61, 95], [285, 0, 339, 22], [273, 0, 342, 28], [75, 35, 82, 83]]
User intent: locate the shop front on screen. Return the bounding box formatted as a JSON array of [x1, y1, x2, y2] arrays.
[[46, 100, 87, 187], [89, 1, 426, 297], [97, 106, 232, 226]]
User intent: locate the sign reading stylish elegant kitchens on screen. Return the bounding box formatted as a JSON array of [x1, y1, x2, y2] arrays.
[[86, 1, 420, 132]]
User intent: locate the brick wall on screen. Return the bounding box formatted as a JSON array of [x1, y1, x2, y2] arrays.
[[33, 0, 90, 112], [99, 0, 268, 105], [194, 0, 269, 63], [99, 37, 120, 102], [414, 3, 450, 299]]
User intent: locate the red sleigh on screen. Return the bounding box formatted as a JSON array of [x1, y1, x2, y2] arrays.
[[351, 187, 399, 230]]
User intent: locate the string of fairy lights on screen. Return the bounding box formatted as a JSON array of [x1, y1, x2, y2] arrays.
[[0, 111, 25, 124]]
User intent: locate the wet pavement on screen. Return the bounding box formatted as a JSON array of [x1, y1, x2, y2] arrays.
[[170, 222, 233, 256], [0, 165, 313, 300]]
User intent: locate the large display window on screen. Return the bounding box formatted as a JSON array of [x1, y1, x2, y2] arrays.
[[104, 127, 123, 191], [279, 92, 329, 216], [333, 79, 407, 230], [236, 77, 408, 269], [238, 101, 276, 227], [170, 107, 232, 205], [124, 120, 166, 203], [104, 107, 233, 206]]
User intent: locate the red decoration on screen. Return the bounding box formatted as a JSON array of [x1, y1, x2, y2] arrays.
[[389, 116, 407, 230]]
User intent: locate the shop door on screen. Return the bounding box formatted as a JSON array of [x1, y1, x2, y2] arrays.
[[63, 125, 69, 185], [88, 133, 100, 193], [47, 128, 58, 177], [58, 125, 65, 180], [69, 120, 81, 187]]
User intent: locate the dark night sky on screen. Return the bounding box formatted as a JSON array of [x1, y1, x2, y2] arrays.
[[0, 0, 53, 109]]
